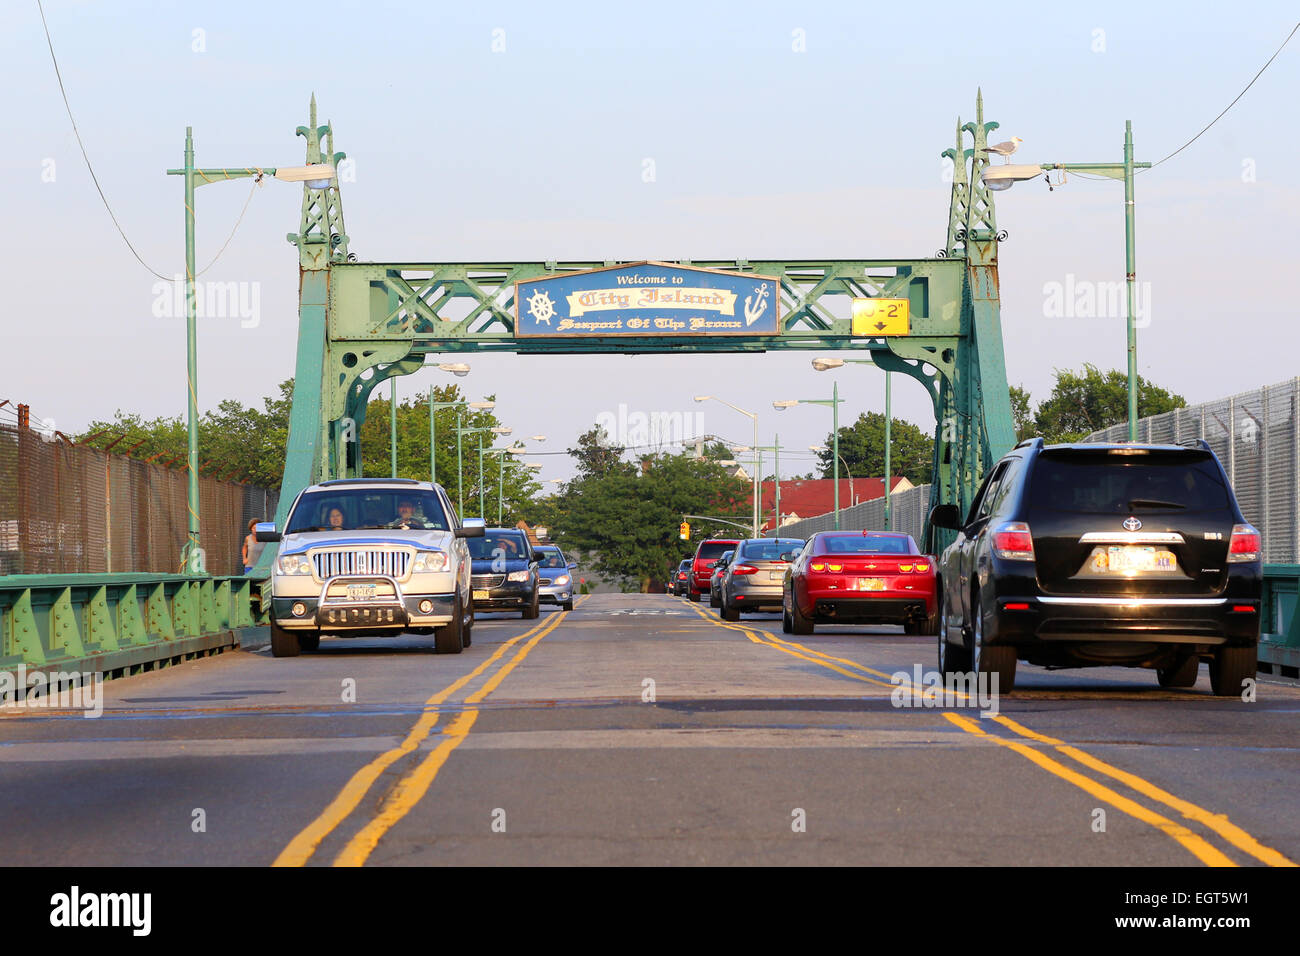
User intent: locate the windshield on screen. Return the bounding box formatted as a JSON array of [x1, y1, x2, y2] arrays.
[[819, 533, 915, 555], [468, 532, 530, 561], [536, 548, 568, 569], [286, 489, 450, 533], [738, 539, 803, 560], [1029, 452, 1232, 515]]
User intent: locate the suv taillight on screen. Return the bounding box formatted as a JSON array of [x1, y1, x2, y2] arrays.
[[1227, 524, 1261, 563], [992, 522, 1035, 561]]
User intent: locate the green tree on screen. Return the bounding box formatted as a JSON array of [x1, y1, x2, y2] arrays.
[[819, 412, 933, 486], [1032, 365, 1185, 443], [1009, 385, 1035, 443]]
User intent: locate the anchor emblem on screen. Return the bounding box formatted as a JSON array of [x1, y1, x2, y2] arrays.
[[743, 284, 770, 326]]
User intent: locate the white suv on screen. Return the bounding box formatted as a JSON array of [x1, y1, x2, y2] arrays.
[[256, 479, 484, 657]]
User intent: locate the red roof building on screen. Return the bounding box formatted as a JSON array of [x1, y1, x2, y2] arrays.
[[758, 476, 912, 532]]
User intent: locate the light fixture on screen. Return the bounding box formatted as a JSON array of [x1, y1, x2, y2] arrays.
[[772, 400, 798, 410], [467, 401, 495, 411], [526, 462, 544, 470], [812, 357, 845, 372], [809, 444, 827, 452], [693, 395, 711, 402], [437, 363, 471, 377], [979, 164, 1044, 191], [491, 426, 512, 435], [273, 164, 337, 184]]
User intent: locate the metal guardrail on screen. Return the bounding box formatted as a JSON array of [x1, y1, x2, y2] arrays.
[[0, 573, 258, 697]]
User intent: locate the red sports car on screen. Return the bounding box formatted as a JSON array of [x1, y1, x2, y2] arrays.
[[782, 530, 938, 635]]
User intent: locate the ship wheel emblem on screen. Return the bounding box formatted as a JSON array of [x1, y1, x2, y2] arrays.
[[526, 289, 556, 325]]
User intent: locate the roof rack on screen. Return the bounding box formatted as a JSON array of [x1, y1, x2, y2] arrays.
[[1176, 438, 1212, 451], [1013, 436, 1044, 451], [317, 477, 423, 487]]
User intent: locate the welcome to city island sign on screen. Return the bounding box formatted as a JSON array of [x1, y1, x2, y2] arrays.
[[514, 261, 781, 337]]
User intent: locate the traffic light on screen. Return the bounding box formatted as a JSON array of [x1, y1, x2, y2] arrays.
[[679, 521, 690, 540]]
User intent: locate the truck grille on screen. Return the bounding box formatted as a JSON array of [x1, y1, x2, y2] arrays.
[[313, 549, 411, 579]]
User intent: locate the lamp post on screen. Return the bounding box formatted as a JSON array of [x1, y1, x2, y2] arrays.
[[733, 437, 789, 532], [809, 445, 855, 508], [429, 395, 492, 487], [695, 396, 759, 536], [811, 358, 894, 528], [166, 138, 334, 573], [773, 381, 844, 528], [455, 424, 512, 517], [980, 122, 1151, 439]]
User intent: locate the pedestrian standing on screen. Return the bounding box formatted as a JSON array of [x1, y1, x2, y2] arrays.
[[242, 519, 265, 573]]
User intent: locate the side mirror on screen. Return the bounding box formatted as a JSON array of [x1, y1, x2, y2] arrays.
[[255, 521, 280, 542], [929, 504, 961, 531], [567, 561, 578, 570], [456, 518, 487, 538], [779, 551, 795, 562]]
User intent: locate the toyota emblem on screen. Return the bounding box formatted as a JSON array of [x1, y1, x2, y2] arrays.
[[1123, 516, 1142, 532]]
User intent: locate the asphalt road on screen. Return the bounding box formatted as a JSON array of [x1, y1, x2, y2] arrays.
[[2, 592, 1297, 867]]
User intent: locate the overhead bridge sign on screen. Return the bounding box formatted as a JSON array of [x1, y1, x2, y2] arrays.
[[514, 262, 781, 337]]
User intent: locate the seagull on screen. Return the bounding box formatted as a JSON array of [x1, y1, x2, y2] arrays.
[[985, 136, 1023, 163]]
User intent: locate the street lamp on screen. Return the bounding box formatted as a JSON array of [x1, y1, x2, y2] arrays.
[[810, 445, 855, 508], [392, 364, 474, 478], [695, 395, 759, 536], [429, 397, 493, 487], [455, 424, 511, 517], [773, 383, 845, 529], [166, 137, 336, 573], [979, 122, 1151, 439], [812, 357, 891, 529]]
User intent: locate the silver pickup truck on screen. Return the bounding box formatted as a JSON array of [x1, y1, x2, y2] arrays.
[[256, 478, 484, 657]]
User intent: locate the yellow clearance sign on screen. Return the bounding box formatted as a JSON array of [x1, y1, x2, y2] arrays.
[[851, 297, 909, 336]]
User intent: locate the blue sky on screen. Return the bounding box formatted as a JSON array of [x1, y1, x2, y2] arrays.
[[2, 1, 1296, 482]]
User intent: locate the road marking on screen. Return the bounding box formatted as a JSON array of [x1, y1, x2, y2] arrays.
[[944, 713, 1236, 867], [332, 609, 566, 866], [687, 602, 1283, 867], [272, 607, 574, 868], [990, 715, 1297, 868]]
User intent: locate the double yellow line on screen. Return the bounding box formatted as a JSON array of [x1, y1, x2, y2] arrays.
[[274, 602, 576, 867], [685, 602, 1296, 867]]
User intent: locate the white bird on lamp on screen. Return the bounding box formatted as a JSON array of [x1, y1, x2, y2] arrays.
[[984, 136, 1023, 163]]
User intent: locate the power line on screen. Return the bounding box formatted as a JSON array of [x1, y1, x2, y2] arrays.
[[1149, 20, 1299, 169]]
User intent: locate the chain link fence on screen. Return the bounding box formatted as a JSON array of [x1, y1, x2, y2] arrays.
[[1086, 378, 1300, 564], [765, 484, 932, 548], [0, 424, 278, 576]]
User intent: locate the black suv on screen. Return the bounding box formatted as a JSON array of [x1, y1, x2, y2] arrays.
[[930, 439, 1261, 695]]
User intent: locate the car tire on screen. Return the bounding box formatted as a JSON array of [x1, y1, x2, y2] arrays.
[[937, 587, 970, 677], [463, 599, 474, 648], [790, 592, 814, 636], [1209, 646, 1255, 697], [562, 600, 574, 611], [710, 590, 720, 608], [688, 591, 701, 603], [434, 596, 466, 654], [522, 588, 540, 620], [781, 600, 793, 633], [270, 622, 302, 658], [1156, 654, 1199, 688], [720, 596, 739, 622], [298, 631, 321, 652], [971, 594, 1016, 692]]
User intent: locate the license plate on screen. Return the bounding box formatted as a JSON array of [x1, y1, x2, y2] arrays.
[[855, 577, 885, 592], [473, 589, 490, 601], [346, 584, 376, 602], [769, 571, 784, 581], [1097, 546, 1177, 574]]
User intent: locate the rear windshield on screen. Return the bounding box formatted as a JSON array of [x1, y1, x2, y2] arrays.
[[738, 539, 803, 560], [1028, 452, 1232, 515], [695, 541, 736, 561], [468, 532, 529, 560], [818, 533, 915, 554]]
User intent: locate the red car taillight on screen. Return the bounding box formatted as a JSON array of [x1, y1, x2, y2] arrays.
[[992, 522, 1035, 561], [732, 564, 759, 575], [1227, 523, 1261, 563]]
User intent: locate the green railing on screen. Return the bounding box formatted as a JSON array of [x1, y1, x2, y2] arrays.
[[0, 573, 260, 695]]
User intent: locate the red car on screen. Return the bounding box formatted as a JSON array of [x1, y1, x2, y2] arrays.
[[782, 530, 938, 635], [689, 538, 740, 602]]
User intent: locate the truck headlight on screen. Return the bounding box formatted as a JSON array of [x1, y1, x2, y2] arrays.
[[278, 554, 312, 575], [506, 569, 530, 582], [411, 551, 448, 573]]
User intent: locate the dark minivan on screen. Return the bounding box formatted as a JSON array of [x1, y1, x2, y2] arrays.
[[930, 439, 1261, 695]]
